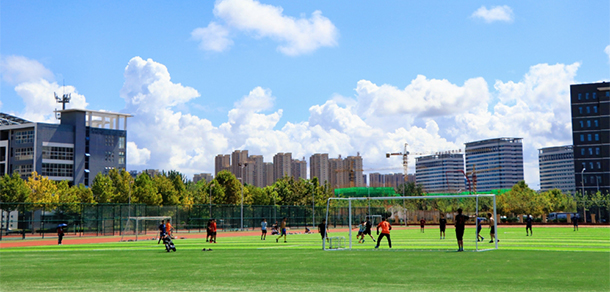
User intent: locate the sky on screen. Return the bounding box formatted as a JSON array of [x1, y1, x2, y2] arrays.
[[1, 0, 609, 189]]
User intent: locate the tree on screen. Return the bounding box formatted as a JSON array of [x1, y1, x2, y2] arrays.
[[26, 172, 58, 206], [0, 172, 30, 206], [214, 170, 241, 205], [132, 173, 161, 205], [91, 173, 116, 204], [109, 169, 133, 203], [154, 175, 180, 206]]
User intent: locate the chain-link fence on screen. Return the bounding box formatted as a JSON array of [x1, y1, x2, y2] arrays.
[[0, 203, 386, 240]]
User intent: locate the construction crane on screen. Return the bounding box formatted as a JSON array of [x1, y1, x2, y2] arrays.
[[386, 143, 462, 181]]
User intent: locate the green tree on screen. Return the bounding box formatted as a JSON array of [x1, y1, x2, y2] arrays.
[[109, 169, 133, 203], [214, 170, 241, 204], [26, 172, 58, 206], [91, 173, 115, 203], [154, 175, 180, 206], [132, 173, 161, 205], [0, 172, 30, 206]]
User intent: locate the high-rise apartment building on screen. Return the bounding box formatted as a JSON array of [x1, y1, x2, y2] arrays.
[[231, 150, 249, 180], [538, 145, 575, 194], [415, 153, 465, 193], [328, 156, 344, 189], [249, 155, 264, 187], [291, 158, 307, 180], [464, 138, 524, 192], [0, 110, 130, 186], [263, 162, 274, 187], [309, 153, 329, 184], [193, 173, 213, 184], [570, 82, 609, 195], [344, 154, 364, 187], [214, 154, 230, 175], [273, 152, 291, 181]]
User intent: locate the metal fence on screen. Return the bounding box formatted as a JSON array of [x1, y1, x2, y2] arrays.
[[0, 203, 385, 241]]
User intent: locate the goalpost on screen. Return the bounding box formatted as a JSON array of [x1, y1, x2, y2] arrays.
[[323, 194, 498, 252], [120, 216, 172, 242]]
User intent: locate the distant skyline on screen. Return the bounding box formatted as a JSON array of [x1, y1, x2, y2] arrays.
[[1, 1, 609, 189]]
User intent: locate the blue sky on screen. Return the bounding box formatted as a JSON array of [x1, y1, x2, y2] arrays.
[[1, 0, 609, 188]]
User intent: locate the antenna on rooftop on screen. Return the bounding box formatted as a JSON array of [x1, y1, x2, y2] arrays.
[[54, 80, 71, 120]]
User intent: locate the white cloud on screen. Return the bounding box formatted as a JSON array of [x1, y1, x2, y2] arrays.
[[0, 55, 54, 85], [1, 55, 88, 122], [605, 45, 610, 63], [193, 0, 338, 56], [191, 21, 233, 52], [471, 5, 514, 23], [127, 142, 151, 165]]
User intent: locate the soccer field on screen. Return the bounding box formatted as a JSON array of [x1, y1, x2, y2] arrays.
[[1, 227, 609, 291]]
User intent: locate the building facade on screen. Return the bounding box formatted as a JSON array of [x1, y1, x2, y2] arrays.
[[570, 82, 610, 195], [538, 146, 575, 194], [250, 155, 264, 187], [309, 153, 329, 185], [464, 138, 524, 192], [231, 150, 249, 180], [0, 110, 130, 186], [214, 154, 230, 176], [291, 158, 307, 180], [263, 162, 274, 187], [273, 153, 291, 181], [415, 153, 465, 193], [193, 173, 213, 184]]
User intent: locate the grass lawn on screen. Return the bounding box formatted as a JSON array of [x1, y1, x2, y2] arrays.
[[1, 227, 609, 291]]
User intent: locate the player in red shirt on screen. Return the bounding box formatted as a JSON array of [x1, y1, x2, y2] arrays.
[[420, 218, 426, 233], [374, 217, 392, 249], [210, 218, 217, 243]]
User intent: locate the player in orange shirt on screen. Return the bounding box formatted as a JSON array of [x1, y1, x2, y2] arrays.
[[165, 219, 173, 239], [374, 217, 392, 249]]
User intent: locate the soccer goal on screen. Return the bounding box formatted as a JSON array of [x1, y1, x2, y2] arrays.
[[322, 194, 498, 252], [120, 216, 172, 242]]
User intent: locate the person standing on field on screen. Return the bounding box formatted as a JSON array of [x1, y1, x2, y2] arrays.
[[210, 218, 217, 243], [454, 209, 468, 252], [318, 219, 328, 243], [276, 217, 287, 243], [57, 225, 65, 245], [420, 218, 426, 233], [573, 213, 579, 231], [374, 217, 392, 249], [363, 218, 376, 242], [439, 214, 447, 240], [488, 213, 498, 243], [261, 218, 267, 240], [165, 219, 173, 239], [206, 219, 212, 242], [526, 215, 533, 236]]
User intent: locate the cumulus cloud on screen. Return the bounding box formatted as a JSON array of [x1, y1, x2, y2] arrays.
[[0, 55, 88, 122], [0, 55, 54, 85], [605, 45, 610, 63], [192, 0, 338, 55], [471, 5, 514, 23], [127, 142, 151, 165]]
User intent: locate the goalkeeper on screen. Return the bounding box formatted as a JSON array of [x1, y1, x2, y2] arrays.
[[363, 219, 376, 242], [374, 217, 392, 249]]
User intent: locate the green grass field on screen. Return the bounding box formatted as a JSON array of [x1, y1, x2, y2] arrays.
[[1, 227, 609, 291]]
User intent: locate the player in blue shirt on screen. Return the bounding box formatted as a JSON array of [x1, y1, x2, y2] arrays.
[[261, 218, 267, 240], [476, 216, 484, 242]]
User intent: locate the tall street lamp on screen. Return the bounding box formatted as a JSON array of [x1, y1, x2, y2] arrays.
[[311, 182, 315, 229], [581, 168, 586, 222], [239, 163, 247, 231]]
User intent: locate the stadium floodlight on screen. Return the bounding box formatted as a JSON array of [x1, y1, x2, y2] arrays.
[[120, 216, 172, 242], [322, 194, 498, 252]]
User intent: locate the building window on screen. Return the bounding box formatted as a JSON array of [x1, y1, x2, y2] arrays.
[[581, 148, 585, 155], [578, 93, 582, 100], [42, 146, 74, 160], [586, 107, 590, 114], [579, 121, 584, 128], [595, 120, 598, 127], [587, 120, 591, 127], [597, 162, 601, 169], [118, 137, 126, 149], [582, 162, 586, 169], [588, 148, 593, 155], [593, 92, 596, 99], [14, 147, 33, 161], [16, 164, 33, 177], [589, 162, 594, 170], [118, 151, 125, 165], [595, 134, 599, 141], [578, 107, 582, 114], [41, 163, 73, 177], [588, 134, 592, 141], [606, 92, 609, 97], [105, 151, 114, 162], [14, 130, 34, 144], [580, 134, 584, 142], [593, 106, 598, 114], [586, 93, 589, 99], [596, 147, 600, 155]]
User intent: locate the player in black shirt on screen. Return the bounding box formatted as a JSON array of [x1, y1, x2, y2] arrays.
[[526, 214, 533, 236], [318, 219, 328, 243], [454, 208, 468, 252], [439, 214, 447, 240], [363, 218, 376, 242]]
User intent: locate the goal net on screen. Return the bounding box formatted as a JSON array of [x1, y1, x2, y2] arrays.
[[120, 216, 172, 242], [322, 194, 498, 252]]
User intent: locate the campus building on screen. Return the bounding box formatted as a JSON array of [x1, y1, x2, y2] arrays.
[[0, 109, 130, 186], [538, 146, 575, 194], [214, 154, 230, 175], [291, 158, 307, 180], [570, 82, 610, 195], [273, 152, 292, 181], [415, 153, 465, 193], [464, 138, 524, 192]]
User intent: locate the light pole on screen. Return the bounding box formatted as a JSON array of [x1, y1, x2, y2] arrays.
[[311, 182, 315, 229], [209, 182, 214, 219], [581, 168, 586, 222], [273, 187, 278, 223], [239, 163, 247, 231]]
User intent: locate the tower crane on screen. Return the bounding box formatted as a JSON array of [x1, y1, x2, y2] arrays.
[[386, 143, 462, 181]]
